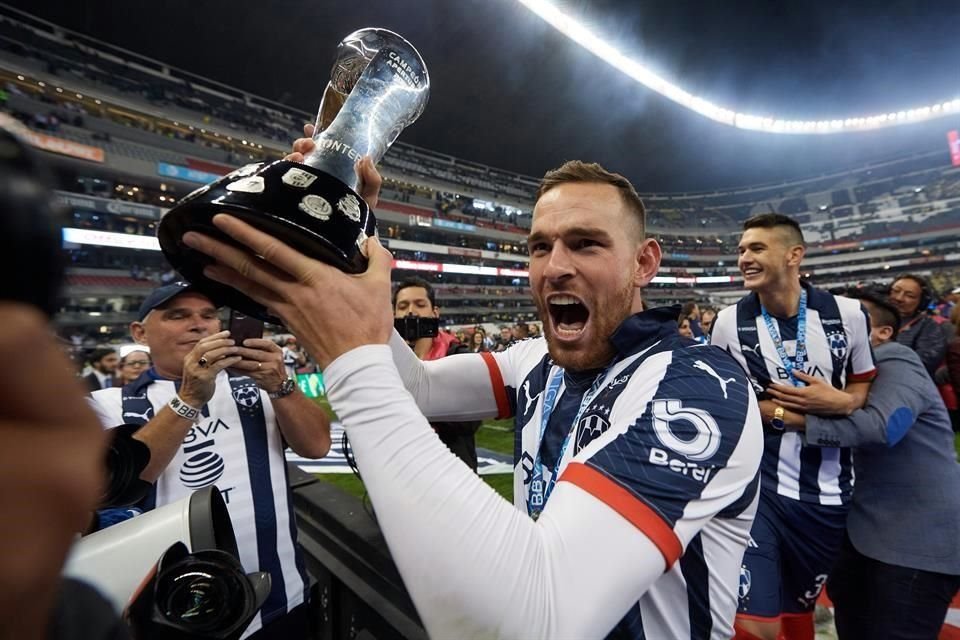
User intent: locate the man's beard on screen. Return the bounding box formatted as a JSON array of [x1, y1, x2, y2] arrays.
[[538, 277, 636, 372]]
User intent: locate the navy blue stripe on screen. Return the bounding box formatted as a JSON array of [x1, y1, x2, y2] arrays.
[[120, 379, 157, 511], [679, 534, 712, 639], [228, 376, 288, 622], [736, 296, 772, 393], [807, 285, 846, 390], [281, 460, 309, 596], [717, 471, 759, 519], [837, 447, 854, 502], [797, 443, 824, 502], [605, 602, 645, 639]]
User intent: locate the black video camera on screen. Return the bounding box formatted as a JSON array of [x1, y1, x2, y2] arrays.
[[394, 314, 439, 342]]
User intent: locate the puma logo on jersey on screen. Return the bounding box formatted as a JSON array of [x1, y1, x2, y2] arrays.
[[693, 360, 736, 399], [122, 407, 153, 422], [742, 343, 762, 357], [522, 380, 541, 414]]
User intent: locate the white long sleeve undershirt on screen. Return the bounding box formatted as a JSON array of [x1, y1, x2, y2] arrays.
[[324, 344, 666, 639]]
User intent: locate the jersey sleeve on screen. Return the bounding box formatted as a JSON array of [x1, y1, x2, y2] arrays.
[[841, 299, 877, 382], [559, 346, 763, 567], [87, 389, 123, 430], [708, 306, 736, 354], [388, 330, 521, 421]]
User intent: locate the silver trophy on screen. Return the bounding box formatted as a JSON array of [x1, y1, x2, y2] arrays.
[[158, 28, 429, 321]]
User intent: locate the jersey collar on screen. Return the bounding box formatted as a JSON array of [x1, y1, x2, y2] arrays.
[[608, 304, 682, 358]]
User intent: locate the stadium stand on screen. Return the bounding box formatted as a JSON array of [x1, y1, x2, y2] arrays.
[[1, 6, 960, 342]]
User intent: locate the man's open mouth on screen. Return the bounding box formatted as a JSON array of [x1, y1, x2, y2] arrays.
[[548, 294, 590, 337]]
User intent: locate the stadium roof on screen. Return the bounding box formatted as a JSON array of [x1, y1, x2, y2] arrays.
[[11, 0, 960, 191]]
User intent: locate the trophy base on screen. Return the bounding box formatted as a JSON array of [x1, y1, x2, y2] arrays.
[[158, 159, 376, 322]]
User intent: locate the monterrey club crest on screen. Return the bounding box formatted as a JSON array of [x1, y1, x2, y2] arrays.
[[826, 330, 848, 361], [575, 410, 611, 454], [232, 384, 261, 409]]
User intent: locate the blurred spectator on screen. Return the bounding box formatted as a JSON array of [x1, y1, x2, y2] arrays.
[[281, 337, 307, 379], [513, 322, 530, 341], [493, 325, 514, 352], [701, 307, 717, 335], [889, 275, 947, 377], [677, 314, 694, 339], [470, 328, 488, 353], [82, 347, 119, 391], [116, 346, 151, 386], [680, 301, 704, 340]]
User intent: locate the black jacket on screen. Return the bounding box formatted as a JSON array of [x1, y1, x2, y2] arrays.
[[896, 314, 947, 377]]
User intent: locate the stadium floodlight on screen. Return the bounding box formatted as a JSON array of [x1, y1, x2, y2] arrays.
[[516, 0, 960, 134]]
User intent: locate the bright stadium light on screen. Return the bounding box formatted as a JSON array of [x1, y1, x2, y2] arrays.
[[515, 0, 960, 134]]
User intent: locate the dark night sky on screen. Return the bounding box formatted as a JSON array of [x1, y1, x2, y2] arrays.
[[10, 0, 960, 191]]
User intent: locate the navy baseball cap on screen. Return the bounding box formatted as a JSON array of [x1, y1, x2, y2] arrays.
[[137, 282, 216, 321]]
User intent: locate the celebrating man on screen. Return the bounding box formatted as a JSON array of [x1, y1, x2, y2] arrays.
[[183, 156, 763, 639], [710, 214, 875, 640]]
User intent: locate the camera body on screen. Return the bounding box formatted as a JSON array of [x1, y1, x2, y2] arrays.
[[64, 487, 239, 612], [394, 314, 439, 342]]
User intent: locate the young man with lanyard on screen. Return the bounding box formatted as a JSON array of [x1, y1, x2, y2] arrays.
[[88, 282, 333, 640], [710, 214, 876, 640], [184, 155, 765, 639]]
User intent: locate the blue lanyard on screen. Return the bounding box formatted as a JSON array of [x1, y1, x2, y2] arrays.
[[760, 288, 807, 386], [527, 366, 609, 520]]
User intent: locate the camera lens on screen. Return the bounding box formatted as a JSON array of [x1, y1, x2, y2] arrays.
[[157, 562, 244, 632]]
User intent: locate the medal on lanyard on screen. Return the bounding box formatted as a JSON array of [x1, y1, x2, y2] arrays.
[[527, 367, 608, 521], [761, 288, 807, 386]]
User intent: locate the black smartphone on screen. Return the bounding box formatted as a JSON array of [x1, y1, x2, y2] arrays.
[[228, 309, 264, 345]]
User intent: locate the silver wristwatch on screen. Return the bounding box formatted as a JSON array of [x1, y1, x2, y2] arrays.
[[269, 377, 297, 399]]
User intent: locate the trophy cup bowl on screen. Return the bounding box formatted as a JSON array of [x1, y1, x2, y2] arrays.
[[158, 28, 429, 322]]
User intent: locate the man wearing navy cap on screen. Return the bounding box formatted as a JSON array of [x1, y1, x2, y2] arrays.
[[88, 282, 332, 639]]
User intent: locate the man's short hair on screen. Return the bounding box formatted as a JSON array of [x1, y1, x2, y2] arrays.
[[393, 276, 436, 309], [681, 301, 699, 316], [89, 347, 116, 364], [742, 213, 805, 247], [846, 288, 901, 335], [536, 160, 646, 235]]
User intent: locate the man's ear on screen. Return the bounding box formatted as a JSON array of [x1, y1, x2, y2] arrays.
[[634, 238, 662, 288], [786, 244, 806, 268], [877, 325, 895, 342], [130, 321, 147, 345]]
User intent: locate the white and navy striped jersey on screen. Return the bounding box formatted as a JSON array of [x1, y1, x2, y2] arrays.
[[710, 282, 876, 506], [484, 308, 763, 638], [90, 370, 306, 638]]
